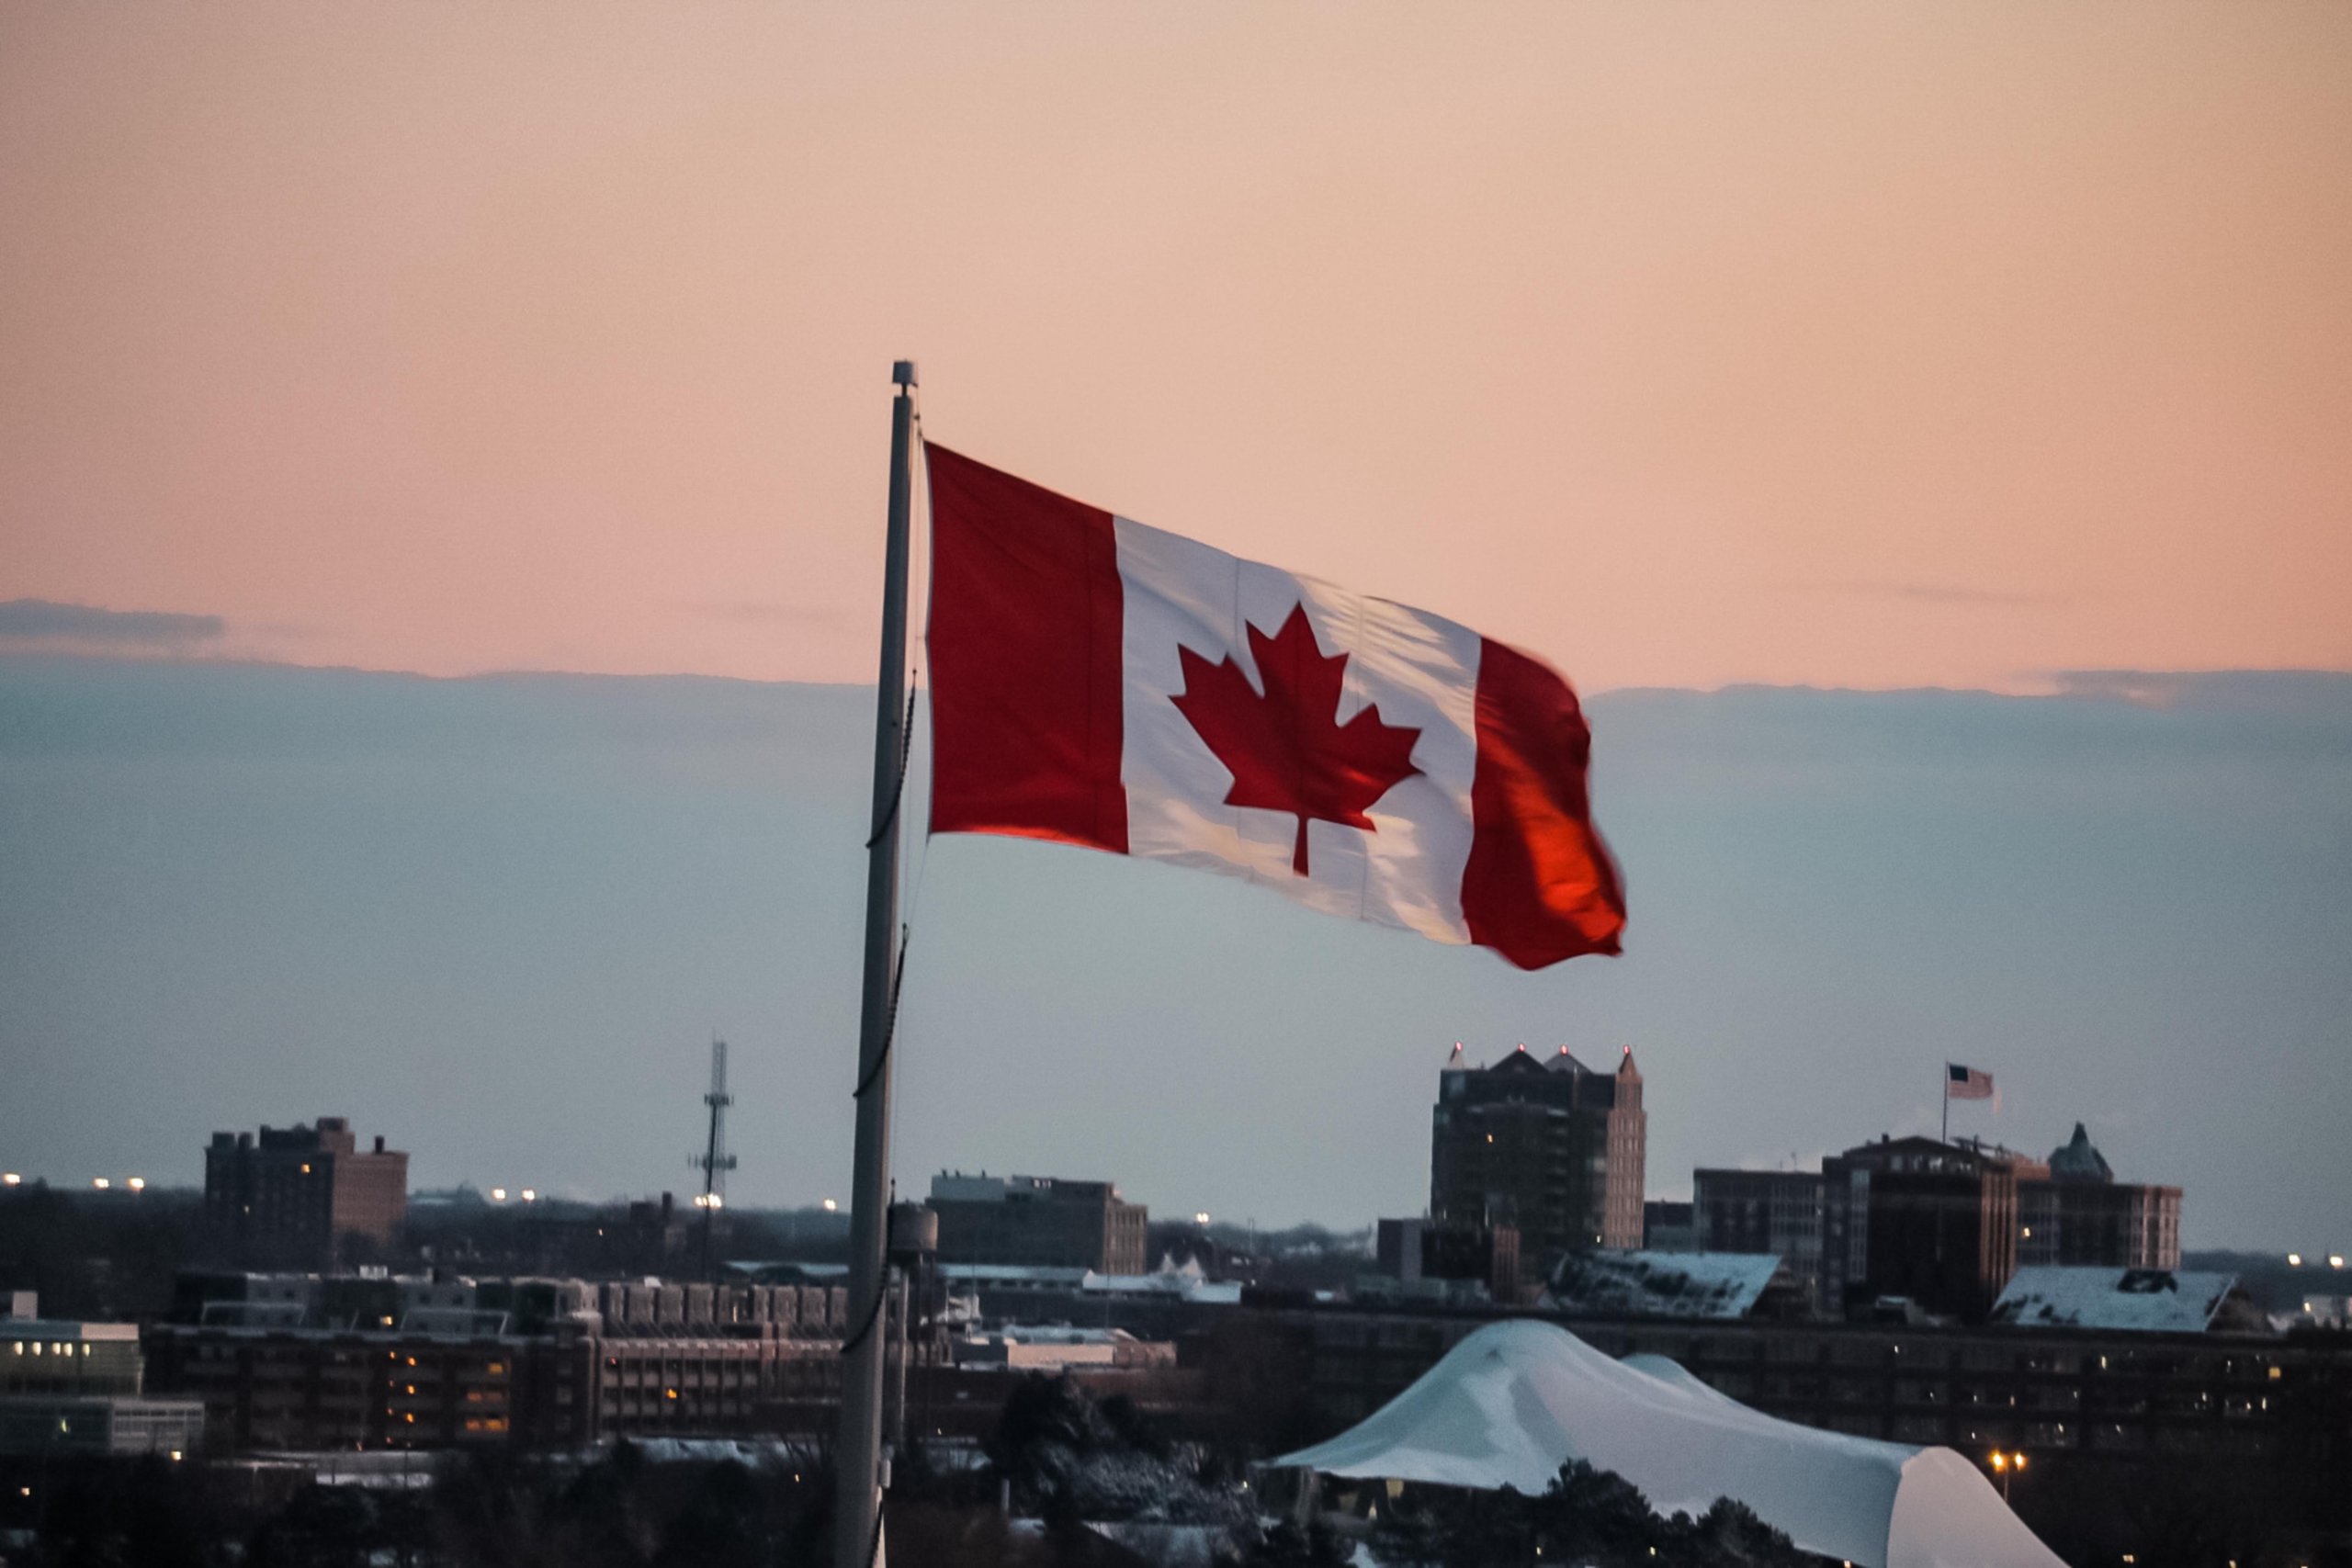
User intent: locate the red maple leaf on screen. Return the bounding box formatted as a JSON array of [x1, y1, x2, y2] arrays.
[[1170, 604, 1424, 876]]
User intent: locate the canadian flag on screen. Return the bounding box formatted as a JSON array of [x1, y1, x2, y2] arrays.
[[923, 446, 1625, 969]]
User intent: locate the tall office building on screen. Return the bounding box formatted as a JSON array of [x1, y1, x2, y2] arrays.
[[927, 1173, 1148, 1275], [203, 1116, 409, 1268], [1429, 1043, 1646, 1280]]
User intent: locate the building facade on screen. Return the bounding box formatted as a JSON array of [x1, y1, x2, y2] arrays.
[[2017, 1124, 2182, 1270], [144, 1272, 850, 1451], [1692, 1168, 1826, 1294], [2, 1307, 206, 1458], [927, 1173, 1148, 1275], [203, 1117, 409, 1268], [1823, 1137, 2018, 1322], [1429, 1044, 1647, 1279]]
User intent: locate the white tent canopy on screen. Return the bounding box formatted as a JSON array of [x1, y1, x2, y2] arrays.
[[1272, 1319, 2064, 1568]]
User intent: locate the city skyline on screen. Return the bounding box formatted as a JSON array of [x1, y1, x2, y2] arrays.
[[3, 655, 2342, 1249]]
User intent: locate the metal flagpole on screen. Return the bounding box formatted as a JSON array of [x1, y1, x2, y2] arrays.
[[836, 359, 918, 1568], [1941, 1064, 1949, 1145]]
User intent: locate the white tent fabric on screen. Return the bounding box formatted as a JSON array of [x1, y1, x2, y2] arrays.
[[1272, 1319, 2064, 1568]]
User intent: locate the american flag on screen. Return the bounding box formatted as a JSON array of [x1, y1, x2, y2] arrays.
[[1946, 1063, 1995, 1100]]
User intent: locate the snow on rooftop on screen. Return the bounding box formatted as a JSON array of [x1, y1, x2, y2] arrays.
[[1544, 1249, 1785, 1320], [1989, 1267, 2240, 1333]]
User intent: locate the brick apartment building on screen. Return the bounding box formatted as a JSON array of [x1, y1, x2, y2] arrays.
[[203, 1117, 409, 1268]]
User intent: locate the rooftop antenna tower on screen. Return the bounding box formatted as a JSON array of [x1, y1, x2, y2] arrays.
[[691, 1034, 739, 1282]]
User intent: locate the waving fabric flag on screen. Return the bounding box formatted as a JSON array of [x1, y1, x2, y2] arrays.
[[923, 445, 1625, 969], [1947, 1063, 1996, 1100]]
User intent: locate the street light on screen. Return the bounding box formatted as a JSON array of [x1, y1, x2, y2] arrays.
[[1194, 1213, 1211, 1225], [2288, 1253, 2303, 1267], [2331, 1255, 2346, 1269], [1988, 1450, 2027, 1502], [821, 1199, 837, 1213], [127, 1178, 145, 1192], [491, 1188, 508, 1202], [91, 1178, 109, 1190], [521, 1189, 537, 1203], [2, 1174, 19, 1187]]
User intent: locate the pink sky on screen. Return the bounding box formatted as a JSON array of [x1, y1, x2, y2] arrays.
[[4, 3, 2347, 692]]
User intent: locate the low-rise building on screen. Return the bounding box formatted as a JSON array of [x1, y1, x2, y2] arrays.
[[1990, 1267, 2263, 1335], [1544, 1250, 1810, 1321], [142, 1270, 847, 1451], [928, 1172, 1148, 1275], [952, 1326, 1176, 1371], [1, 1303, 206, 1458]]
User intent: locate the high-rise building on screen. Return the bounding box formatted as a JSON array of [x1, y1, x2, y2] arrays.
[[202, 1116, 409, 1268], [1822, 1136, 2018, 1322], [2016, 1123, 2181, 1269], [1428, 1043, 1646, 1280], [927, 1173, 1148, 1275]]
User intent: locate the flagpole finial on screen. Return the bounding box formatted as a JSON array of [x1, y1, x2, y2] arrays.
[[892, 360, 918, 388]]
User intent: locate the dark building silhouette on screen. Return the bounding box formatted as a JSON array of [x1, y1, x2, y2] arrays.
[[1692, 1168, 1826, 1307], [927, 1173, 1147, 1274], [1823, 1136, 2018, 1322], [1429, 1043, 1646, 1280], [202, 1117, 408, 1268], [2017, 1123, 2182, 1269], [1374, 1216, 1521, 1302], [1641, 1200, 1697, 1253]]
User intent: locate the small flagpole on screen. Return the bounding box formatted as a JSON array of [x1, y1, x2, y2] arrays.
[[835, 360, 918, 1568], [1940, 1064, 1949, 1145]]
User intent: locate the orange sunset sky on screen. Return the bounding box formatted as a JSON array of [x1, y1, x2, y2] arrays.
[[4, 3, 2348, 693]]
